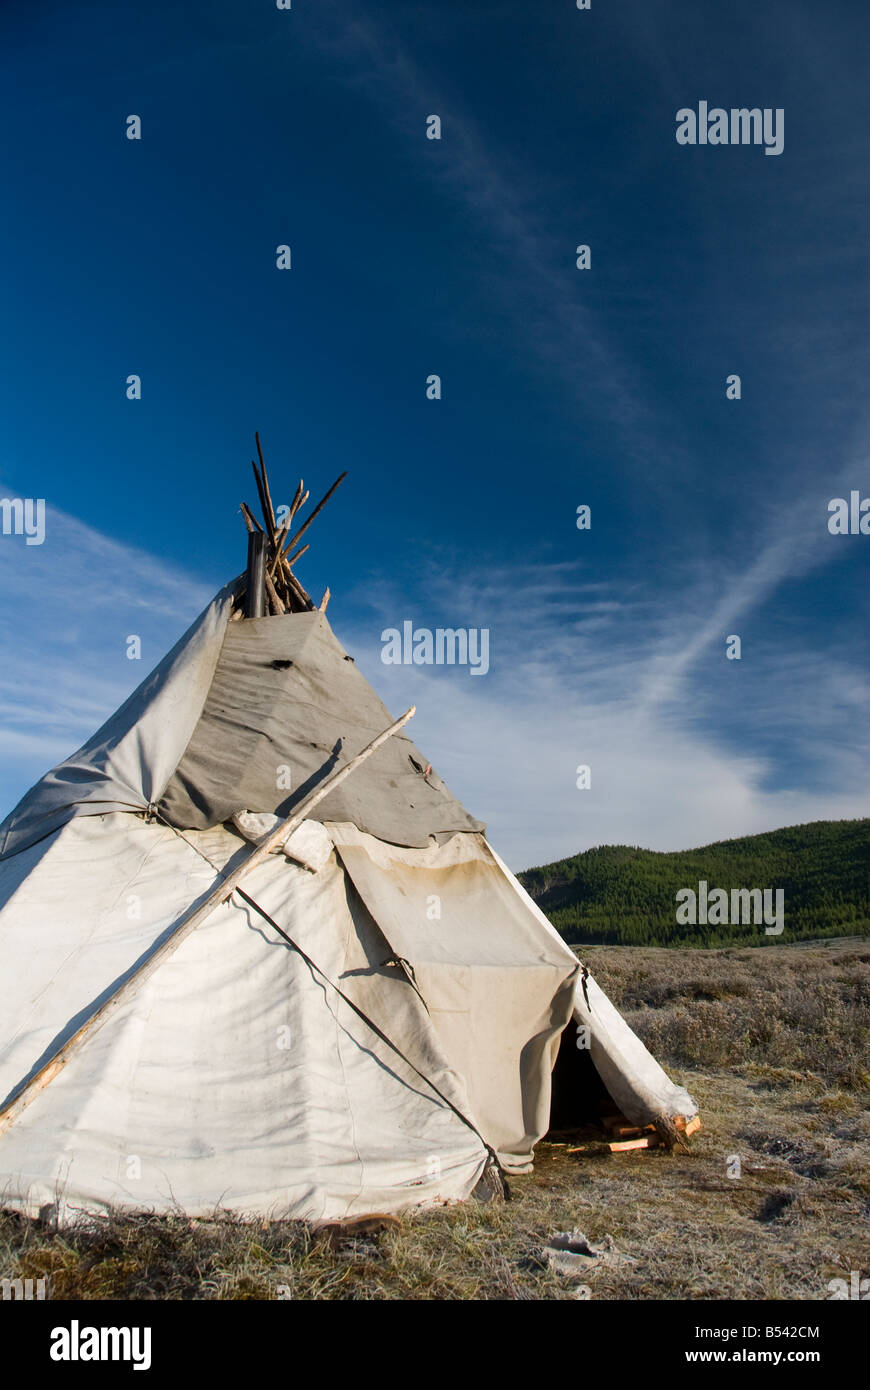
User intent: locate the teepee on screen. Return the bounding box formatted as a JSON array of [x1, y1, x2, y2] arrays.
[[0, 439, 697, 1223]]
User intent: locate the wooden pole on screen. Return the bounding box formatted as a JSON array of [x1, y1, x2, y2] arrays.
[[270, 518, 290, 566], [240, 502, 263, 533], [281, 542, 309, 570], [0, 706, 417, 1140], [282, 563, 315, 611], [250, 458, 276, 545], [279, 472, 347, 560], [255, 432, 279, 543], [264, 569, 285, 615], [288, 479, 305, 520]]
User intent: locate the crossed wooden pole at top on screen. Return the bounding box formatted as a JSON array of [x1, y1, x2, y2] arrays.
[[239, 431, 346, 616]]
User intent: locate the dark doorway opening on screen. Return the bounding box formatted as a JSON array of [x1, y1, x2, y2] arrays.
[[548, 1023, 614, 1132]]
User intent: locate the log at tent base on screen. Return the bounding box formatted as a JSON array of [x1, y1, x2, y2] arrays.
[[606, 1115, 700, 1151], [607, 1133, 661, 1152], [565, 1110, 701, 1154], [0, 706, 416, 1140]]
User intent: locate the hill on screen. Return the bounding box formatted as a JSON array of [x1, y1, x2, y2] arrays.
[[518, 818, 870, 947]]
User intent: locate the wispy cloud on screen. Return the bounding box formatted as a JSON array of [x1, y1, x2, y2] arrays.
[[0, 486, 211, 806], [342, 537, 869, 867], [0, 495, 864, 868], [301, 4, 695, 492], [634, 476, 864, 714]]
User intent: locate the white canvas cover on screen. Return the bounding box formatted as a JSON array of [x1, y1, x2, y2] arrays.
[[0, 584, 698, 1222], [0, 597, 483, 861], [0, 814, 492, 1220]]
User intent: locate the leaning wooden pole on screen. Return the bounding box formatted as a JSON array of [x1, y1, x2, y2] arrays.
[[0, 706, 417, 1139]]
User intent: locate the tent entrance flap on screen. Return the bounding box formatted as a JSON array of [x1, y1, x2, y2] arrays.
[[328, 822, 580, 1170]]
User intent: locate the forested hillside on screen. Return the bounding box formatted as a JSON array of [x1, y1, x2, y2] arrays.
[[518, 819, 870, 947]]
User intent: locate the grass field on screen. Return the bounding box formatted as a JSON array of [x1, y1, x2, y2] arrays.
[[2, 938, 868, 1300]]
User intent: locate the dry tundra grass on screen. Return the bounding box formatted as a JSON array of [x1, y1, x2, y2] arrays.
[[1, 938, 867, 1300]]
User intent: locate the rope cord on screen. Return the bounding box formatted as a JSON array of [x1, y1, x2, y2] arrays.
[[152, 811, 509, 1196]]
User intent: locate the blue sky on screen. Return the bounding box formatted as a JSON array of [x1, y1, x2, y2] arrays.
[[1, 0, 868, 868]]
